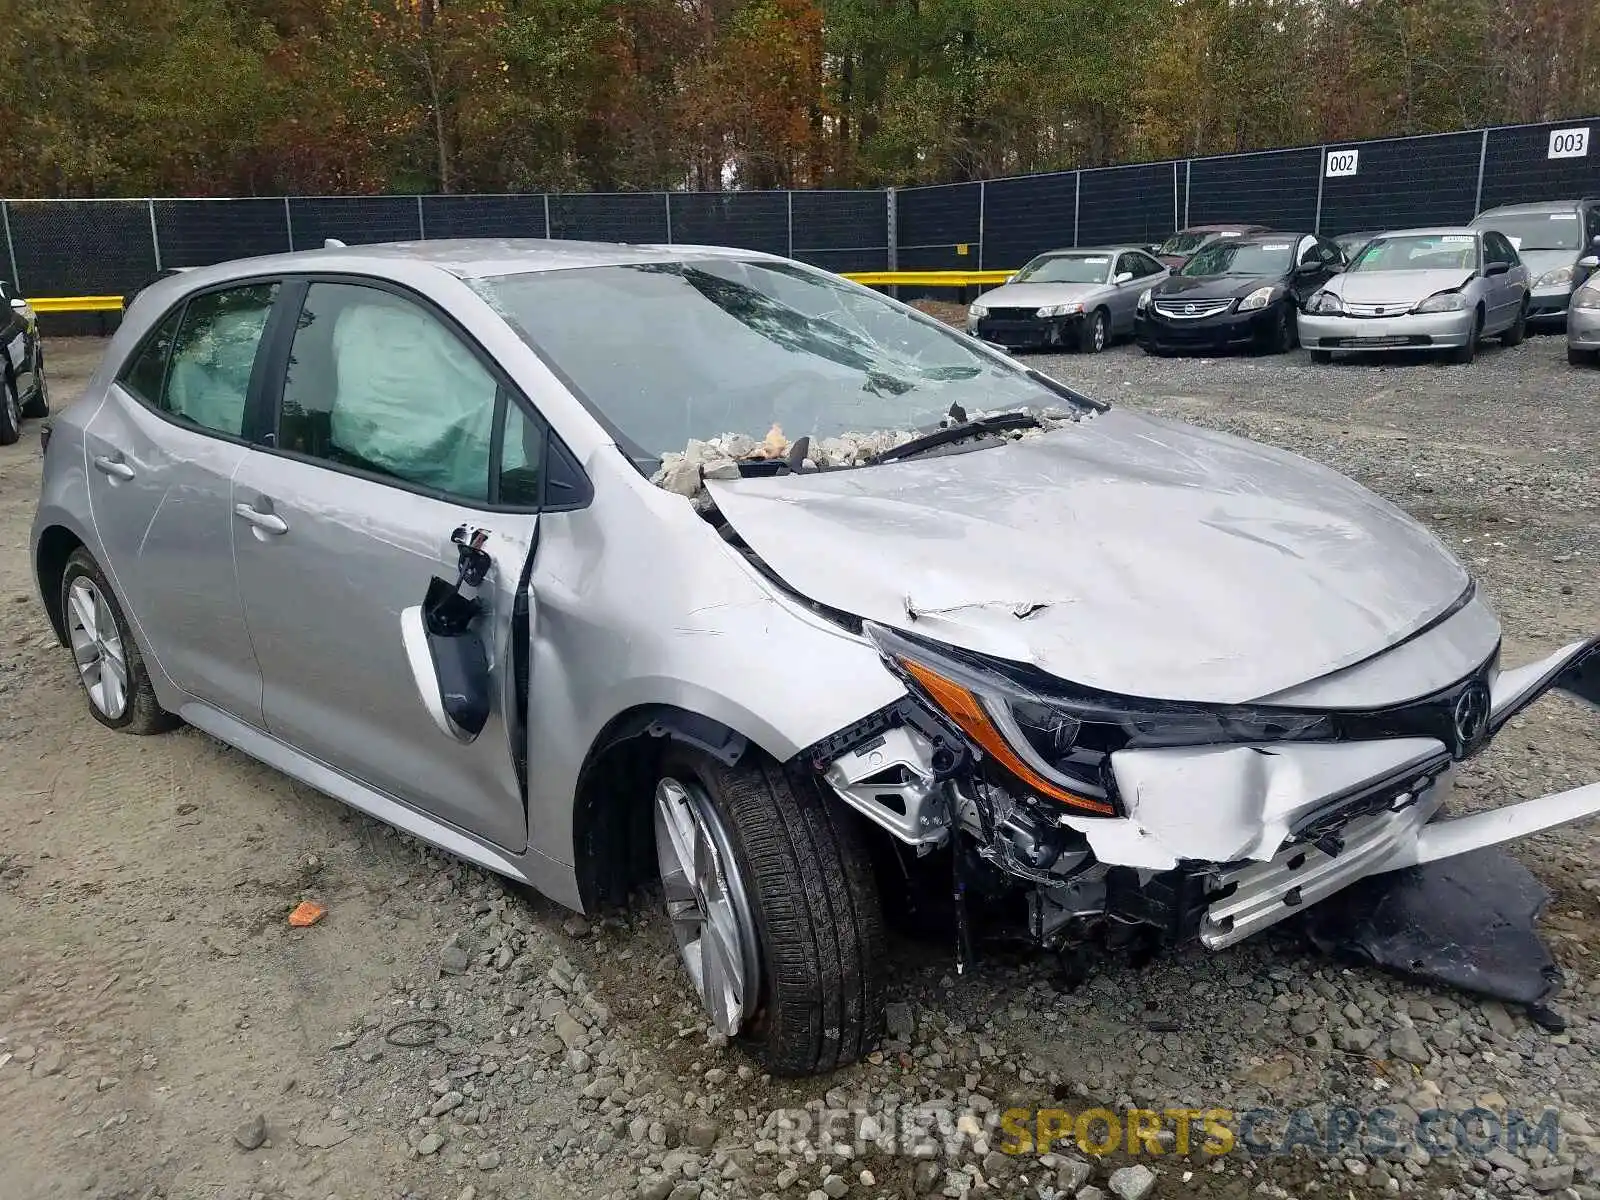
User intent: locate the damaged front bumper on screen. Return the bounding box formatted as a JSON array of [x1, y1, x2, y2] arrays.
[[803, 633, 1600, 952]]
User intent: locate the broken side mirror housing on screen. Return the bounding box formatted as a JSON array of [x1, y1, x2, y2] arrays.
[[9, 297, 24, 310], [1579, 255, 1600, 270], [1485, 260, 1510, 276]]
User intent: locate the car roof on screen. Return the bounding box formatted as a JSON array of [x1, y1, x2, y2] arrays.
[[1366, 227, 1481, 239], [1029, 245, 1157, 257], [1473, 200, 1584, 216], [1180, 223, 1269, 233], [1222, 231, 1311, 245], [160, 238, 785, 288]]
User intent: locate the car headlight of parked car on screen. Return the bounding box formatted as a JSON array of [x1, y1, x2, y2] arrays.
[[867, 623, 1337, 817], [1307, 290, 1344, 314], [1535, 266, 1574, 290], [1237, 286, 1277, 312], [968, 302, 989, 319], [1573, 283, 1600, 310], [1413, 291, 1468, 314], [1037, 302, 1085, 318], [1136, 288, 1153, 311]]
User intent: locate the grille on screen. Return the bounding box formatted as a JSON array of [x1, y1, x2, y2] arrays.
[[1153, 297, 1233, 318], [1341, 302, 1414, 317], [982, 307, 1045, 320]]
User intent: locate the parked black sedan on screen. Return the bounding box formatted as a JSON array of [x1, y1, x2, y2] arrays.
[[1134, 232, 1346, 355], [0, 279, 48, 445]]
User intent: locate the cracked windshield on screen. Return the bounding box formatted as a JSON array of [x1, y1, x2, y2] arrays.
[[476, 258, 1075, 466]]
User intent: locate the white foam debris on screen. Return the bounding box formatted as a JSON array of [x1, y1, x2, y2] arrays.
[[650, 412, 1075, 503]]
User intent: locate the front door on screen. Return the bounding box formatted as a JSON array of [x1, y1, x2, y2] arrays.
[[232, 280, 544, 851], [82, 283, 278, 723]]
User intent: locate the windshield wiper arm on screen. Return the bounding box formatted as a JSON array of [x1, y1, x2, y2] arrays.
[[865, 410, 1039, 465]]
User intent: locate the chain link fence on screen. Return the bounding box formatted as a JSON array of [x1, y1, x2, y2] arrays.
[[2, 116, 1594, 322]]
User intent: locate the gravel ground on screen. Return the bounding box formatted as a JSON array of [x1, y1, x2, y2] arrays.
[[1, 332, 1597, 1200]]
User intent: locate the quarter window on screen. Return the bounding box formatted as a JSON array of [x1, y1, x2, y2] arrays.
[[119, 284, 277, 437], [277, 281, 545, 507]]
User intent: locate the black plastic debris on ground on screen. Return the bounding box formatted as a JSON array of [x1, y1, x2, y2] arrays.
[[1303, 847, 1564, 1021]]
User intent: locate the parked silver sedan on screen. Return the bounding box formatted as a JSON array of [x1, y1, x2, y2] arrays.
[[1571, 271, 1600, 366], [30, 240, 1600, 1078], [967, 245, 1168, 352], [1300, 228, 1531, 364]]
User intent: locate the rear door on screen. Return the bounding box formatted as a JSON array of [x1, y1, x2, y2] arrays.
[[231, 278, 549, 851], [83, 281, 279, 722]]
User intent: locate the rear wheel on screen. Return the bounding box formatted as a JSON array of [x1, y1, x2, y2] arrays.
[[1501, 299, 1528, 347], [60, 550, 179, 734], [653, 750, 885, 1076], [1078, 308, 1109, 353], [21, 353, 49, 419], [1309, 349, 1333, 364]]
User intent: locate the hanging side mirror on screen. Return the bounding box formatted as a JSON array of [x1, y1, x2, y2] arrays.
[[401, 528, 495, 742]]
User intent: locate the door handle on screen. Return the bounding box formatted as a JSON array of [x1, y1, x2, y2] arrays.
[[92, 455, 134, 480], [233, 502, 288, 535]]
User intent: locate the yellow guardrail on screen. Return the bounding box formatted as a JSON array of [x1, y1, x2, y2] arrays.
[[843, 270, 1013, 286], [26, 296, 125, 313], [20, 271, 1003, 314]]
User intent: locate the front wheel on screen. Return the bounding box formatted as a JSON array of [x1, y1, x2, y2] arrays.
[[1450, 310, 1483, 364], [1078, 309, 1109, 353], [1261, 304, 1294, 354], [653, 750, 885, 1076], [1501, 300, 1528, 347], [0, 376, 19, 446]]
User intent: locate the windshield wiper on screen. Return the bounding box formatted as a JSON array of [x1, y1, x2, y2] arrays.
[[865, 410, 1040, 465]]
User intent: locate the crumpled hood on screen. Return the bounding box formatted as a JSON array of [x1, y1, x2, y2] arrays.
[[1327, 269, 1473, 306], [706, 409, 1472, 705], [980, 281, 1107, 308], [1153, 273, 1284, 302]]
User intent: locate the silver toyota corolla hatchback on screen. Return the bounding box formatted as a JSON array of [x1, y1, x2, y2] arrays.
[[31, 240, 1600, 1076]]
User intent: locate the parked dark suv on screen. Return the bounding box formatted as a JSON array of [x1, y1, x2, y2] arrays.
[[1135, 231, 1346, 355]]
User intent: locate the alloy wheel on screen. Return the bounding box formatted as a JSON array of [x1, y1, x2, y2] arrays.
[[1093, 313, 1107, 351], [66, 577, 129, 720], [653, 776, 761, 1036]]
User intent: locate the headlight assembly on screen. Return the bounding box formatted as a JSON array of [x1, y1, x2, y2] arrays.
[[1136, 288, 1153, 310], [1573, 283, 1600, 310], [866, 623, 1336, 817], [968, 302, 989, 319], [1237, 286, 1277, 312], [1307, 290, 1343, 314], [1037, 302, 1085, 317], [1535, 266, 1574, 290], [1414, 291, 1467, 314]]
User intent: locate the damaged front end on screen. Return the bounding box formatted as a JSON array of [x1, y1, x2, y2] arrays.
[[794, 622, 1600, 972]]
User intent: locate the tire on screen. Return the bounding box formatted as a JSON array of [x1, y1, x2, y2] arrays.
[[1450, 310, 1482, 364], [653, 749, 885, 1076], [1309, 349, 1333, 364], [1501, 300, 1528, 348], [1078, 308, 1109, 353], [21, 352, 49, 419], [59, 549, 179, 735], [1261, 304, 1293, 354], [0, 374, 19, 446]]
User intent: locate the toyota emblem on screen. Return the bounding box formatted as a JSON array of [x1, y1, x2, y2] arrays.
[[1183, 303, 1196, 315], [1452, 681, 1491, 754]]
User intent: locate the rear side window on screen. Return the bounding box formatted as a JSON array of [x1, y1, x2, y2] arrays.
[[117, 284, 278, 438]]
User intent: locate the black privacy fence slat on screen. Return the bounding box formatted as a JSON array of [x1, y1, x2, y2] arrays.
[[1319, 131, 1484, 235], [3, 117, 1596, 304], [548, 193, 667, 243], [1187, 148, 1322, 231], [154, 198, 290, 267], [421, 195, 548, 240], [288, 196, 422, 249]]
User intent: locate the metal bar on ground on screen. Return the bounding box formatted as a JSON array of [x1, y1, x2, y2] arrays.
[[27, 296, 125, 312]]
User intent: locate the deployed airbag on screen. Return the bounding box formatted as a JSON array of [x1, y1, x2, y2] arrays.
[[330, 296, 498, 498]]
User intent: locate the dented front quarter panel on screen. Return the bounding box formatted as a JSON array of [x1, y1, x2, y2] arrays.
[[521, 447, 908, 905]]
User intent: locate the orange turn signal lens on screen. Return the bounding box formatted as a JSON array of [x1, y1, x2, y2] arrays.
[[897, 657, 1114, 815]]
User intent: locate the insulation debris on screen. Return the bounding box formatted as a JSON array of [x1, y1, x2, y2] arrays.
[[650, 411, 1075, 503]]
